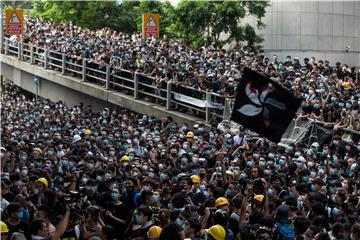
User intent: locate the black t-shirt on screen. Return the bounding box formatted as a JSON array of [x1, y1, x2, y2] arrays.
[[106, 203, 128, 237], [4, 220, 30, 239], [60, 228, 78, 240], [323, 110, 341, 123]]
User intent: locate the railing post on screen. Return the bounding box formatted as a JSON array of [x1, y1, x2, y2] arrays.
[[205, 91, 211, 122], [61, 54, 66, 74], [30, 45, 34, 64], [17, 41, 21, 60], [166, 80, 172, 110], [134, 72, 138, 99], [82, 59, 87, 82], [105, 66, 110, 90], [44, 48, 48, 68], [4, 39, 8, 55]]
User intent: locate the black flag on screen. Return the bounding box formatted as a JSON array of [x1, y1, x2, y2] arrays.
[[231, 67, 302, 143]]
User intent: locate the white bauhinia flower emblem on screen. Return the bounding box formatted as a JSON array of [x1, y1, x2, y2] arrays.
[[237, 82, 286, 127]]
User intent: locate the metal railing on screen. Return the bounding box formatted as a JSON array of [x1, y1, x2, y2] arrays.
[[2, 37, 234, 122]]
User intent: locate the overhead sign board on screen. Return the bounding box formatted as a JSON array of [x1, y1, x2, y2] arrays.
[[5, 9, 24, 35], [142, 13, 160, 38]]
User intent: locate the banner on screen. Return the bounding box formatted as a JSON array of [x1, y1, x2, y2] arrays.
[[173, 93, 223, 109]]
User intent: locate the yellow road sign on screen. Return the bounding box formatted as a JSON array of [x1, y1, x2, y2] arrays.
[[142, 13, 160, 38], [5, 9, 24, 35]]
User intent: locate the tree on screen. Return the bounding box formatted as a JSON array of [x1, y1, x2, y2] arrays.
[[29, 0, 269, 52], [30, 0, 140, 33], [167, 0, 269, 51]]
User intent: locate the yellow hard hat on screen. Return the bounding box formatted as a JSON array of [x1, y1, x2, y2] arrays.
[[225, 171, 234, 179], [120, 155, 130, 161], [33, 148, 43, 155], [85, 129, 92, 135], [205, 224, 226, 240], [190, 175, 201, 184], [215, 197, 229, 208], [254, 194, 264, 203], [147, 226, 162, 239], [342, 82, 350, 90], [0, 221, 9, 233], [186, 131, 194, 138], [36, 177, 48, 187]]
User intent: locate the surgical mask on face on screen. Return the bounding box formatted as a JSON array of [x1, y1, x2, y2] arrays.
[[246, 161, 253, 168], [20, 169, 28, 177], [152, 195, 159, 204], [134, 215, 142, 225], [175, 218, 184, 227], [311, 184, 318, 192], [279, 159, 285, 166], [203, 190, 210, 198], [296, 162, 304, 169], [111, 192, 119, 201], [15, 180, 22, 187], [181, 158, 188, 165]]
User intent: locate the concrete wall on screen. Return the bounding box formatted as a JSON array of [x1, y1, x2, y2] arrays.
[[248, 0, 360, 65], [0, 54, 205, 127]]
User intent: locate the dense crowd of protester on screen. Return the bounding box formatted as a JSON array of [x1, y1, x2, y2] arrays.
[[1, 76, 360, 240], [7, 18, 359, 117], [1, 16, 360, 240]]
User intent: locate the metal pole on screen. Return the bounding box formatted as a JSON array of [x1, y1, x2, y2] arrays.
[[4, 37, 8, 54], [0, 0, 4, 54], [61, 54, 66, 74], [17, 41, 21, 59], [134, 72, 138, 99], [44, 48, 48, 68], [36, 83, 39, 105], [166, 80, 172, 110], [205, 91, 211, 122], [30, 45, 34, 64], [105, 66, 110, 90], [82, 59, 86, 82]]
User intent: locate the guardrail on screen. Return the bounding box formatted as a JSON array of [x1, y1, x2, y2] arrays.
[[3, 37, 234, 123]]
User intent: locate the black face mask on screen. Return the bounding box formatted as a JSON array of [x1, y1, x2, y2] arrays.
[[199, 173, 206, 179]]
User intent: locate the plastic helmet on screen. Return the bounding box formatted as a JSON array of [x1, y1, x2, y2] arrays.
[[215, 197, 229, 208], [205, 224, 226, 240]]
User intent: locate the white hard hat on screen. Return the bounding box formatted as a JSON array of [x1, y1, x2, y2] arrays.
[[73, 134, 82, 143]]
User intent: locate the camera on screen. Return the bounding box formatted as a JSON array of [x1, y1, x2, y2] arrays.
[[64, 191, 83, 204]]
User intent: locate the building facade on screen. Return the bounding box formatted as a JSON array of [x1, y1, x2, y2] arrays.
[[255, 0, 360, 66]]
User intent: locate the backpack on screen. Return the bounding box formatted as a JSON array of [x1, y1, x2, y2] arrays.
[[274, 223, 295, 240]]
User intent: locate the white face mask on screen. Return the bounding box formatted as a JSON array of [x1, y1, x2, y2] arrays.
[[21, 170, 28, 177]]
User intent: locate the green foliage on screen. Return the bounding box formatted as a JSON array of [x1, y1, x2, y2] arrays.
[[30, 0, 139, 33], [167, 0, 269, 52], [29, 0, 269, 52]]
